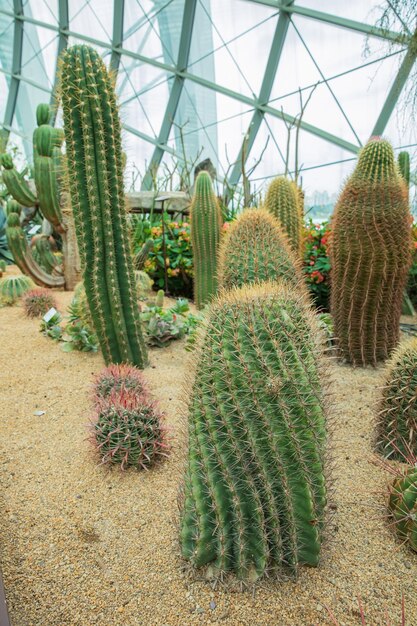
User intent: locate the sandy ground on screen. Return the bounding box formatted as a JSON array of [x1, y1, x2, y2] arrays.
[[0, 277, 416, 625]]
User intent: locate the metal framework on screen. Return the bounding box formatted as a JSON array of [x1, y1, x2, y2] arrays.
[[0, 0, 414, 188]]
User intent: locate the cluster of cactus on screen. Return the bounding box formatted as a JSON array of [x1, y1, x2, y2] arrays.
[[190, 171, 222, 309], [180, 281, 328, 580], [6, 212, 64, 288], [377, 339, 417, 460], [217, 208, 302, 291], [1, 104, 81, 290], [23, 288, 57, 318], [60, 45, 148, 368], [329, 137, 412, 366], [388, 464, 417, 553], [0, 274, 35, 304], [264, 176, 303, 254], [91, 364, 168, 470]]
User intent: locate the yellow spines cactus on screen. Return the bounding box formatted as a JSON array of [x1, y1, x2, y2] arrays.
[[190, 171, 222, 309], [329, 137, 412, 366], [217, 208, 303, 291], [264, 176, 303, 254]]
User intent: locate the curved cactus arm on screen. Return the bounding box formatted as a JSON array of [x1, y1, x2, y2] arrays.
[[135, 238, 154, 270], [6, 214, 64, 288], [0, 154, 37, 207], [60, 45, 148, 368]]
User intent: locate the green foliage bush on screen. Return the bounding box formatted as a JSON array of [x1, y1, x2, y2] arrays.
[[302, 220, 331, 310]]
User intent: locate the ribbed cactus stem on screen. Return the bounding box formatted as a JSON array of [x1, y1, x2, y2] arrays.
[[330, 137, 412, 366], [60, 45, 148, 367], [0, 153, 37, 207], [398, 151, 410, 188], [190, 171, 222, 309], [264, 176, 303, 254], [388, 466, 417, 552], [218, 208, 303, 291], [33, 104, 64, 230], [135, 238, 154, 270], [377, 339, 417, 460], [180, 281, 328, 580]]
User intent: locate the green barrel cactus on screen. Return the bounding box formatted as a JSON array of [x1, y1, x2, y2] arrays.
[[388, 465, 417, 552], [6, 212, 64, 288], [217, 208, 302, 291], [190, 171, 222, 308], [329, 137, 412, 366], [180, 281, 328, 580], [60, 44, 148, 368], [0, 274, 35, 303], [377, 339, 417, 460], [0, 153, 37, 207], [264, 176, 303, 254], [398, 151, 410, 188]]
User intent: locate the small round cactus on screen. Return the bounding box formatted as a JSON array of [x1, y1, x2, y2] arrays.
[[91, 389, 169, 470], [93, 364, 146, 401], [377, 339, 417, 460], [388, 464, 417, 552], [23, 288, 57, 318], [0, 274, 35, 304], [217, 208, 302, 291]]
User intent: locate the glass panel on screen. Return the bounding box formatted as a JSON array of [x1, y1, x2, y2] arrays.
[[0, 13, 14, 75], [20, 26, 58, 90], [26, 0, 59, 25], [69, 0, 114, 42]]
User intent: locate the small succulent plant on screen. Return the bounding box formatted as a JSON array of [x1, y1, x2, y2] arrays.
[[23, 288, 58, 318], [91, 388, 169, 470], [93, 364, 146, 401]]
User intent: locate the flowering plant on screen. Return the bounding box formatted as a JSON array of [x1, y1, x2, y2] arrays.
[[303, 219, 331, 310]]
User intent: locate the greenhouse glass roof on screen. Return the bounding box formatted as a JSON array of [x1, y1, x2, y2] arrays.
[[0, 0, 415, 205]]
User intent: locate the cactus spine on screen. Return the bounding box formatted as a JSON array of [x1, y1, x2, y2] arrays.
[[218, 208, 302, 291], [180, 282, 328, 579], [264, 176, 303, 254], [398, 151, 410, 188], [190, 171, 222, 308], [329, 138, 412, 366], [60, 44, 148, 367], [388, 465, 417, 552], [377, 339, 417, 460]]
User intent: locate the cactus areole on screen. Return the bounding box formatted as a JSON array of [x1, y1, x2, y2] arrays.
[[60, 45, 148, 367]]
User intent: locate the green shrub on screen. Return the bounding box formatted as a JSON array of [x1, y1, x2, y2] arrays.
[[302, 219, 331, 310]]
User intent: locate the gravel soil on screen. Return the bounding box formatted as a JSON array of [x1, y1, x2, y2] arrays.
[[0, 278, 416, 625]]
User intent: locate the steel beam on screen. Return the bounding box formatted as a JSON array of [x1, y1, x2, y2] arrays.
[[142, 0, 197, 189], [228, 0, 294, 187], [372, 30, 417, 136], [50, 0, 68, 119], [1, 0, 23, 146], [246, 1, 407, 44], [110, 0, 125, 73]]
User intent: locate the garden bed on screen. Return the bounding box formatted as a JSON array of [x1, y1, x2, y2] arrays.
[[0, 279, 416, 625]]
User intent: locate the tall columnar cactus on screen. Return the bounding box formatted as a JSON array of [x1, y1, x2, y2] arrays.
[[264, 176, 303, 254], [329, 137, 412, 366], [388, 465, 417, 552], [180, 281, 328, 580], [190, 171, 222, 308], [377, 339, 417, 460], [6, 212, 64, 288], [398, 151, 410, 188], [217, 208, 302, 291], [60, 44, 148, 368], [33, 106, 65, 231], [0, 153, 37, 207]]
